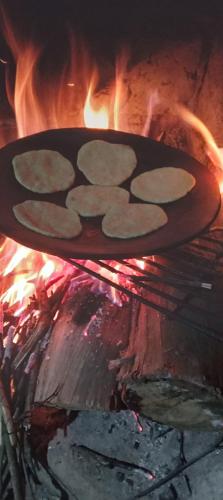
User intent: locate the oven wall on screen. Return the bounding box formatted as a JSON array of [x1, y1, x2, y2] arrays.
[[1, 1, 223, 168]]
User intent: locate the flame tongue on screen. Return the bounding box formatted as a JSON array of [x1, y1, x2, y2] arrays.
[[177, 105, 223, 170], [0, 14, 130, 313], [84, 74, 109, 129], [176, 104, 223, 192], [0, 239, 71, 312], [0, 6, 223, 315]]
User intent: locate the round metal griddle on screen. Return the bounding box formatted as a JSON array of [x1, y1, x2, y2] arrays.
[[0, 127, 220, 259]]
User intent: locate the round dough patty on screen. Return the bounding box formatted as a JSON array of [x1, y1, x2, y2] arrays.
[[102, 204, 168, 239], [66, 185, 130, 217], [77, 140, 137, 185], [13, 149, 75, 193], [131, 167, 196, 203], [13, 201, 82, 239]]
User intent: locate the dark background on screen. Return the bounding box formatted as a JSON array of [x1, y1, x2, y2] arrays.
[[1, 0, 223, 59], [0, 0, 223, 118]]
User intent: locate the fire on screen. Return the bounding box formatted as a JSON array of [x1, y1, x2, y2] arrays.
[[87, 258, 145, 306], [39, 260, 56, 280], [1, 277, 34, 313], [177, 104, 223, 172], [113, 49, 128, 131], [83, 56, 127, 130], [142, 91, 160, 137], [3, 244, 31, 277], [0, 238, 69, 311], [176, 104, 223, 192], [0, 8, 222, 316], [84, 78, 109, 129]]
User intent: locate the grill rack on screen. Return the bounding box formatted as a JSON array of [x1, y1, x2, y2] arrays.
[[66, 227, 223, 342]]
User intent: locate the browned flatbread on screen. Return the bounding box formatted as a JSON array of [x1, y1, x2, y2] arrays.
[[102, 204, 168, 239], [13, 201, 82, 239], [77, 140, 137, 185], [131, 167, 196, 203], [13, 150, 75, 193], [66, 185, 129, 217]]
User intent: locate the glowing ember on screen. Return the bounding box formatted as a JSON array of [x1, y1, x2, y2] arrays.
[[132, 411, 143, 432], [13, 332, 20, 344]]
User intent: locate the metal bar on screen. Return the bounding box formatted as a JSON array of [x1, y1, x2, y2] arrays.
[[142, 257, 199, 279], [163, 249, 219, 270], [116, 259, 212, 289], [143, 256, 217, 283], [199, 235, 223, 248], [142, 256, 216, 283], [209, 226, 223, 233], [97, 260, 183, 304], [64, 259, 223, 343], [65, 258, 176, 314], [98, 260, 218, 320], [185, 241, 223, 256], [61, 223, 223, 342]]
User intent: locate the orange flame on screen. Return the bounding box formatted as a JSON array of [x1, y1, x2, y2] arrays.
[[0, 239, 68, 310], [113, 49, 128, 131], [177, 104, 223, 171], [176, 104, 223, 193], [142, 91, 160, 137], [0, 7, 222, 314], [84, 76, 109, 129], [0, 27, 127, 311], [3, 244, 31, 277], [84, 51, 129, 130], [1, 7, 94, 136]]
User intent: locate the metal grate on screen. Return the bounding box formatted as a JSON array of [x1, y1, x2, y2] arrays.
[[66, 227, 223, 342]]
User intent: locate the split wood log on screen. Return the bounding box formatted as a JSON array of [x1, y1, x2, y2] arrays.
[[35, 286, 131, 411], [35, 265, 223, 431]]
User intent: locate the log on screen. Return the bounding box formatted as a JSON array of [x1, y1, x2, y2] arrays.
[[35, 250, 223, 431], [35, 285, 131, 411]]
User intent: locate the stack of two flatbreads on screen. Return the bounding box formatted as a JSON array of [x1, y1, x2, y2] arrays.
[[69, 140, 170, 238], [13, 150, 82, 239], [12, 140, 196, 240]]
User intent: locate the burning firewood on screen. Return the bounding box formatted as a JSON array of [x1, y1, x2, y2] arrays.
[[0, 274, 72, 499]]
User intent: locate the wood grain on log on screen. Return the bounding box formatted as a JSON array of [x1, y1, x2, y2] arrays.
[[35, 285, 131, 410], [35, 259, 223, 431]]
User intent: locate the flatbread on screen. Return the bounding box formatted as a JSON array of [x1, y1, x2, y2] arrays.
[[77, 140, 137, 185], [13, 150, 75, 193], [66, 185, 130, 217], [13, 201, 82, 239], [102, 204, 168, 239], [131, 167, 196, 203]]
